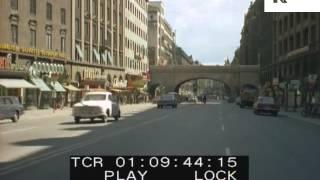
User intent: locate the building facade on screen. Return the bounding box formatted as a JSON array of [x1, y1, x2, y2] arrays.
[[148, 1, 176, 66], [263, 12, 320, 108], [238, 0, 273, 68], [71, 0, 126, 91], [175, 46, 194, 65], [0, 0, 72, 108], [124, 0, 149, 76]]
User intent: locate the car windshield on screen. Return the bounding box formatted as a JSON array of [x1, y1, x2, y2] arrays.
[[259, 97, 274, 104], [160, 95, 174, 100], [83, 94, 106, 101]]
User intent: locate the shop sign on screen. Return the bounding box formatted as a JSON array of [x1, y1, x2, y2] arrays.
[[31, 62, 65, 74], [0, 57, 30, 71], [272, 78, 279, 86], [113, 80, 127, 89], [0, 44, 66, 59]]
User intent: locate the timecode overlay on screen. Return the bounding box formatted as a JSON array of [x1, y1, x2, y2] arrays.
[[70, 156, 249, 180]]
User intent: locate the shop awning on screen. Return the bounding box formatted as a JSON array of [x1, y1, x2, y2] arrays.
[[51, 81, 66, 92], [93, 48, 100, 62], [107, 52, 113, 65], [31, 78, 51, 92], [64, 84, 81, 91], [110, 88, 129, 93], [76, 45, 84, 60], [102, 52, 107, 64], [0, 79, 38, 89]]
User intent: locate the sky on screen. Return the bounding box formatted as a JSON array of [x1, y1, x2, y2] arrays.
[[159, 0, 252, 65]]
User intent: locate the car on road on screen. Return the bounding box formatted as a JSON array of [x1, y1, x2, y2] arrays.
[[157, 94, 178, 108], [253, 96, 280, 116], [72, 92, 121, 123], [0, 96, 24, 123]]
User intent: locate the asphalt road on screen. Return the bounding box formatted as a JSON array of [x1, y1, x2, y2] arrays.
[[0, 102, 320, 180]]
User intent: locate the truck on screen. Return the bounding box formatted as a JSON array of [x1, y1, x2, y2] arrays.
[[239, 88, 258, 108]]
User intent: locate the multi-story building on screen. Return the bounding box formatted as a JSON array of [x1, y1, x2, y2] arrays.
[[0, 0, 71, 108], [124, 0, 149, 77], [239, 0, 273, 68], [175, 46, 194, 65], [267, 13, 320, 82], [148, 1, 176, 66], [71, 0, 126, 90]]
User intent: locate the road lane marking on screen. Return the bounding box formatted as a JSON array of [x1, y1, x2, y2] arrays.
[[225, 147, 231, 155], [0, 114, 171, 176], [221, 125, 225, 132], [1, 127, 37, 135]]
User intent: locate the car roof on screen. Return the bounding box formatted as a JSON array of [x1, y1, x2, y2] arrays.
[[85, 91, 112, 95]]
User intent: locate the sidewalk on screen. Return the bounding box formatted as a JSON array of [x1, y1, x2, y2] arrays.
[[279, 109, 320, 126], [23, 107, 72, 120]]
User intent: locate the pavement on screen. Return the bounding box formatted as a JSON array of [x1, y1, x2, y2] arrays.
[[0, 101, 320, 180]]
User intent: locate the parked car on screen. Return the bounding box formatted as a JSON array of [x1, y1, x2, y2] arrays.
[[235, 96, 241, 105], [0, 96, 24, 123], [72, 92, 121, 123], [157, 94, 178, 108], [253, 96, 280, 116]]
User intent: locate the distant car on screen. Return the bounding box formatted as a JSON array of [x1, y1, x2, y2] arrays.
[[0, 96, 24, 123], [157, 94, 178, 108], [228, 97, 235, 103], [253, 96, 280, 116], [72, 92, 121, 123], [235, 97, 241, 105]]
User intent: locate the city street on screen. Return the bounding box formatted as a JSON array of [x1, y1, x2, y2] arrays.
[[0, 101, 319, 179]]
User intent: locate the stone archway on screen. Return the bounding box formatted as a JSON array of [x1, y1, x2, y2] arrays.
[[174, 77, 232, 97]]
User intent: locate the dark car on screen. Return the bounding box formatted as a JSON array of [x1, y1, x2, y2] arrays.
[[157, 94, 178, 108], [0, 96, 24, 122], [253, 96, 280, 116], [228, 97, 236, 103]]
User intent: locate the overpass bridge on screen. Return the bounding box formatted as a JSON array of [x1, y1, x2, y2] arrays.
[[150, 65, 260, 95]]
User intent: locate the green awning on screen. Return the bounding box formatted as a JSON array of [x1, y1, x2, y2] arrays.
[[31, 78, 51, 91], [51, 81, 66, 92]]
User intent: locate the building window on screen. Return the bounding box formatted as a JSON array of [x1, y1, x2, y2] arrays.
[[311, 25, 316, 43], [11, 24, 18, 44], [92, 0, 97, 16], [61, 8, 66, 25], [289, 35, 294, 51], [84, 46, 89, 62], [85, 0, 90, 12], [30, 29, 36, 47], [11, 0, 18, 10], [76, 18, 81, 38], [30, 0, 36, 15], [93, 23, 97, 44], [46, 3, 52, 20], [100, 3, 105, 20], [296, 13, 301, 24], [61, 37, 66, 52], [100, 27, 105, 46], [46, 33, 52, 49], [85, 21, 89, 41], [303, 28, 309, 46], [296, 32, 301, 48]]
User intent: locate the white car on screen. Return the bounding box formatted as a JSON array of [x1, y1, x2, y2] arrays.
[[72, 92, 121, 123]]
